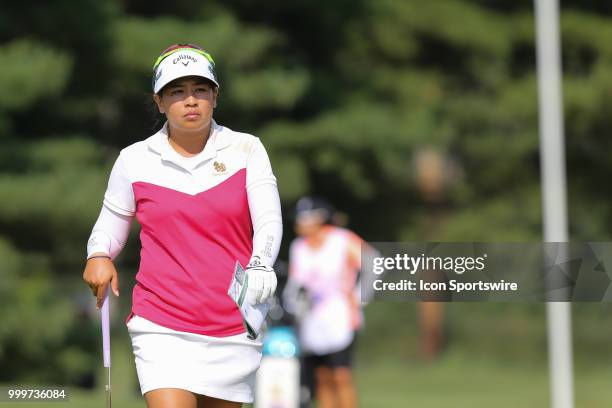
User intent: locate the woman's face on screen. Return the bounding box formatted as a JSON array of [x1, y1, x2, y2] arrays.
[[154, 76, 218, 133], [295, 213, 326, 238]]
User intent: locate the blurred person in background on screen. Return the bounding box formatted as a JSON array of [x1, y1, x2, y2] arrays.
[[82, 43, 282, 408], [286, 196, 365, 408], [414, 148, 453, 361]]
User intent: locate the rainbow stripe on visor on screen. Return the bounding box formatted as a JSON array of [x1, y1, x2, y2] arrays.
[[153, 44, 216, 71]]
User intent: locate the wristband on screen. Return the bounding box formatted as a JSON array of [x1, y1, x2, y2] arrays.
[[88, 255, 111, 260]]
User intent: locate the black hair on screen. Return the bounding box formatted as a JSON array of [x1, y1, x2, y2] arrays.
[[146, 93, 164, 131], [294, 196, 336, 224]]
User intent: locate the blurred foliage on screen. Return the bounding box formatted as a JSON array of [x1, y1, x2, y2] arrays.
[[2, 0, 612, 384], [0, 40, 72, 112]]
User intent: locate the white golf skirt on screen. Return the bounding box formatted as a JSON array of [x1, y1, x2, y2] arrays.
[[127, 314, 262, 403]]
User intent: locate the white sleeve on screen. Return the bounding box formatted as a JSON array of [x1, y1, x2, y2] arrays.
[[246, 138, 282, 268], [103, 151, 136, 216], [246, 138, 277, 192], [87, 205, 132, 260]]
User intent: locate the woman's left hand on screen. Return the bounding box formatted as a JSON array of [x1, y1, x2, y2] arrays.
[[245, 257, 277, 305]]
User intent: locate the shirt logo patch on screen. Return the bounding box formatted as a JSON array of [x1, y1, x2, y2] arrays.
[[213, 161, 227, 175]]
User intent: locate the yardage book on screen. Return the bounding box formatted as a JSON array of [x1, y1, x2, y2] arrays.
[[227, 261, 269, 339]]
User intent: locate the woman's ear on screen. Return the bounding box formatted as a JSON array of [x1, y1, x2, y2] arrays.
[[153, 94, 165, 114]]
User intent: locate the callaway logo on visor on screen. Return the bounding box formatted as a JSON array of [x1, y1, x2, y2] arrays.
[[173, 54, 198, 66]]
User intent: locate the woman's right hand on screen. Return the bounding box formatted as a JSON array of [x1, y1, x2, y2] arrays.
[[82, 253, 120, 309]]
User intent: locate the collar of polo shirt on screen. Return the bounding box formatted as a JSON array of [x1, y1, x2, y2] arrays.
[[148, 119, 230, 168]]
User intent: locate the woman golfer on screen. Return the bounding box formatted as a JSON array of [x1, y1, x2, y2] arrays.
[[82, 43, 282, 408]]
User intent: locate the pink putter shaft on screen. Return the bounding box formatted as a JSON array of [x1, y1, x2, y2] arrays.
[[101, 287, 111, 367], [101, 287, 111, 408]]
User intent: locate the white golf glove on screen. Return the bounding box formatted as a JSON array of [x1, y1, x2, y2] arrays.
[[245, 256, 277, 305]]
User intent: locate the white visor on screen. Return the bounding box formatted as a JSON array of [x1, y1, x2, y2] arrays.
[[153, 48, 219, 94]]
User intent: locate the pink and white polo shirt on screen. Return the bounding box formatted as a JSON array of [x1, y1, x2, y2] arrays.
[[103, 120, 276, 337]]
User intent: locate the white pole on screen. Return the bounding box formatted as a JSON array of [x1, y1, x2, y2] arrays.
[[534, 1, 574, 408]]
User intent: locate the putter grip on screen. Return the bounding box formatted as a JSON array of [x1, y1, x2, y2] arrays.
[[101, 287, 111, 368]]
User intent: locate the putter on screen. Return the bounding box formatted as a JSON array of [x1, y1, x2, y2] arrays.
[[101, 287, 112, 408]]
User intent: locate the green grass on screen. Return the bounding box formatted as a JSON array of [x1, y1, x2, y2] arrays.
[[3, 302, 612, 407], [357, 351, 612, 408], [354, 302, 612, 407], [3, 352, 612, 407], [0, 336, 144, 408]]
